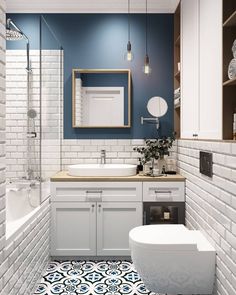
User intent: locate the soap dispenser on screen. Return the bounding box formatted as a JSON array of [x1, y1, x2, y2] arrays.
[[137, 158, 143, 175]]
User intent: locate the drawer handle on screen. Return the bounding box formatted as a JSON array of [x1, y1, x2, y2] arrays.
[[86, 190, 103, 194], [155, 190, 172, 194]]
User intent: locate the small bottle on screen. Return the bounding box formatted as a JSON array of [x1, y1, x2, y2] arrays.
[[163, 207, 171, 220], [137, 158, 143, 175], [162, 165, 166, 175], [166, 156, 177, 174], [233, 111, 236, 140]]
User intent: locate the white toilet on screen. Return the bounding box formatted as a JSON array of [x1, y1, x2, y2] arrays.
[[129, 225, 215, 295]]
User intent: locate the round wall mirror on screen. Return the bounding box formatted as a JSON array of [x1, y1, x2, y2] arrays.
[[147, 96, 168, 117]]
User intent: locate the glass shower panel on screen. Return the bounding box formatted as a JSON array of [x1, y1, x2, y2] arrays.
[[6, 25, 40, 204], [40, 16, 62, 203]]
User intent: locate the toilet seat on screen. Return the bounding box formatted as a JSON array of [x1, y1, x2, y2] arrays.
[[129, 224, 198, 251]]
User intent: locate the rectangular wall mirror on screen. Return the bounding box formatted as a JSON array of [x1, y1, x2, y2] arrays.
[[72, 69, 131, 128]]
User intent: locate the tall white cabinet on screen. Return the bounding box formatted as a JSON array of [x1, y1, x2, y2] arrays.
[[181, 0, 222, 139], [181, 0, 199, 139]]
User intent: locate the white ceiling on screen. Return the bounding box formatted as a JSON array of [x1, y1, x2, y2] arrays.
[[6, 0, 180, 14]]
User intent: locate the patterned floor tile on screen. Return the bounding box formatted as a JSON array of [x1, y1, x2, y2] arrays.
[[34, 260, 156, 295]]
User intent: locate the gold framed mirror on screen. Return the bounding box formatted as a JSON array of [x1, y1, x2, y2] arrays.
[[72, 69, 131, 128]]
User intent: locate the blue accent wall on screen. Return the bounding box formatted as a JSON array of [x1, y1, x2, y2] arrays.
[[7, 13, 174, 139]]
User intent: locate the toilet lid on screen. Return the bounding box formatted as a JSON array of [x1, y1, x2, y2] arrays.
[[129, 225, 198, 251]]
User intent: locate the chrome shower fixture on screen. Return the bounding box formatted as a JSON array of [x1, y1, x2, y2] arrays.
[[27, 108, 37, 119], [6, 18, 26, 41], [6, 28, 23, 41], [6, 18, 31, 72]]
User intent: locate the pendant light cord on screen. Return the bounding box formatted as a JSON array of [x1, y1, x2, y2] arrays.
[[145, 0, 148, 55], [128, 0, 130, 42]]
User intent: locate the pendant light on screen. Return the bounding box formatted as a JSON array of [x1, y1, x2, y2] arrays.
[[125, 0, 133, 61], [143, 0, 151, 75]]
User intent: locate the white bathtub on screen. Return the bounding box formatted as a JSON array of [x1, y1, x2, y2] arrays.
[[6, 181, 41, 242]]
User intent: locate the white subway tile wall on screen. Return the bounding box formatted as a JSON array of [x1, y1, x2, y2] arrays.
[[1, 30, 54, 294], [177, 140, 236, 295], [6, 49, 62, 180], [61, 139, 178, 169], [61, 139, 146, 168], [0, 0, 5, 262], [6, 50, 40, 180], [1, 201, 50, 295]]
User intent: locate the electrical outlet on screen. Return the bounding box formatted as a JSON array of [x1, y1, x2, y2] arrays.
[[199, 151, 213, 178]]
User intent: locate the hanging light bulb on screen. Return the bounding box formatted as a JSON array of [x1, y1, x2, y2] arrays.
[[143, 0, 151, 75], [125, 0, 134, 61], [143, 54, 151, 75], [125, 41, 133, 61]]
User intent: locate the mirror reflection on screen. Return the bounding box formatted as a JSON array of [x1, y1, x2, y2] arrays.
[[147, 96, 168, 117], [72, 69, 131, 128]]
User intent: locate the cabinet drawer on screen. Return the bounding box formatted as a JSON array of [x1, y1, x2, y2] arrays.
[[51, 182, 142, 202], [143, 182, 185, 202]]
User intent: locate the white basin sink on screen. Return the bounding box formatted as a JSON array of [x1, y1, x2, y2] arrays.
[[68, 164, 137, 177]]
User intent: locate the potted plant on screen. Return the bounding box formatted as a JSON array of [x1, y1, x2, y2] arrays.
[[133, 136, 175, 175]]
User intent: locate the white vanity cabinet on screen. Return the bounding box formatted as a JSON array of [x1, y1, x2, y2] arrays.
[[181, 0, 222, 140], [96, 202, 142, 256], [50, 182, 142, 256], [50, 176, 185, 257], [51, 202, 96, 256]]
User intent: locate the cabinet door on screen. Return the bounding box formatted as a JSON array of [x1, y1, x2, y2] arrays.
[[97, 202, 142, 256], [181, 0, 199, 138], [198, 0, 222, 139], [51, 202, 96, 256], [181, 0, 222, 140]]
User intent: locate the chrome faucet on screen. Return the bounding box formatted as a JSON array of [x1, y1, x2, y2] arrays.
[[100, 149, 106, 164]]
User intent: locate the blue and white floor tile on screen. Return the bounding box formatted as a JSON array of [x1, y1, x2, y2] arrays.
[[34, 260, 156, 295]]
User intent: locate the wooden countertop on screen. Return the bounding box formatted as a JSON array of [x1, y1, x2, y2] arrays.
[[50, 171, 185, 182]]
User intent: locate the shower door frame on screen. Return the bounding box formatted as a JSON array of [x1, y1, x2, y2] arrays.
[[39, 15, 63, 204]]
